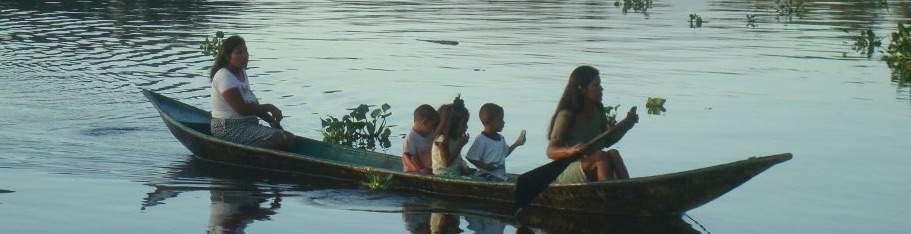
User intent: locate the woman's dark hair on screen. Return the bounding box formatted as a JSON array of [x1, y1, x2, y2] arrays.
[[209, 35, 246, 80], [546, 65, 603, 139], [435, 95, 470, 141]]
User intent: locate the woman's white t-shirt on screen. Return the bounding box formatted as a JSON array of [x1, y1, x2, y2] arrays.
[[211, 67, 258, 119]]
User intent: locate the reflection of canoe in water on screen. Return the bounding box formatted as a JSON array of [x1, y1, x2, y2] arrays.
[[399, 197, 704, 234], [144, 90, 792, 216], [144, 156, 704, 233]]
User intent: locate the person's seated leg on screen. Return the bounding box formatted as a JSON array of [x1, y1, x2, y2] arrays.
[[605, 149, 629, 179], [258, 132, 290, 150], [280, 131, 296, 150], [581, 152, 613, 181]]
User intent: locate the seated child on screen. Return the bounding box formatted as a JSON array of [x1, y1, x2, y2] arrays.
[[402, 104, 439, 174], [466, 103, 526, 181], [431, 96, 475, 177]]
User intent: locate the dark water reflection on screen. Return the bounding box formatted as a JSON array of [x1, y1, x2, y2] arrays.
[[144, 156, 702, 234], [142, 157, 285, 233]]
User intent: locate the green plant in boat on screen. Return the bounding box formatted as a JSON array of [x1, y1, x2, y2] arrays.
[[320, 104, 394, 152]]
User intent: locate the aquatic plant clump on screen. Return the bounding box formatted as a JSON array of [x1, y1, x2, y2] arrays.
[[884, 23, 911, 84], [614, 0, 653, 13], [604, 104, 621, 128], [646, 97, 666, 115], [320, 104, 394, 152], [775, 0, 806, 20], [852, 29, 882, 58], [199, 31, 225, 56], [688, 13, 706, 28]]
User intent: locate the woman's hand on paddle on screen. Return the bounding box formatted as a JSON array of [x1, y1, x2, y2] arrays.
[[259, 104, 284, 128], [569, 143, 588, 157], [263, 104, 283, 121]]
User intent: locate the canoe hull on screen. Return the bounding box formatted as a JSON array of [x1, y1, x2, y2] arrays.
[[144, 90, 791, 216]]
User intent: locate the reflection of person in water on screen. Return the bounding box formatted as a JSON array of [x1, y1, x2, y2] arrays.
[[402, 205, 431, 234], [465, 215, 506, 234], [208, 188, 281, 234], [430, 212, 462, 234]]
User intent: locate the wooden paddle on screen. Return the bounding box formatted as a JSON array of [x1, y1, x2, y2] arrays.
[[514, 130, 612, 208], [514, 107, 637, 208]]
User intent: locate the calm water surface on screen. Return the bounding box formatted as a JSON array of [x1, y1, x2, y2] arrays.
[[2, 0, 910, 233]]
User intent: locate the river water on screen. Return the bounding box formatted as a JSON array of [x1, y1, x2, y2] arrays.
[[1, 0, 909, 233]]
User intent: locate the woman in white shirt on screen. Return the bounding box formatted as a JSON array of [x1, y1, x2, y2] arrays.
[[209, 35, 295, 150]]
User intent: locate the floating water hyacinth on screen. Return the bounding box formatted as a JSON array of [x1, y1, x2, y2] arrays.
[[688, 13, 706, 28], [646, 97, 667, 115], [199, 31, 225, 56], [646, 97, 666, 108]]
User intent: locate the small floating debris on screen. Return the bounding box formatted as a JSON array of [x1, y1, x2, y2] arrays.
[[417, 39, 459, 46], [85, 127, 142, 136]]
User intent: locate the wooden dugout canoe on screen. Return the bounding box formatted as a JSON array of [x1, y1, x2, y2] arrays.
[[143, 89, 791, 216]]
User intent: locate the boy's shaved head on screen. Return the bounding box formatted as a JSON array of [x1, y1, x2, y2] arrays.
[[479, 103, 504, 125]]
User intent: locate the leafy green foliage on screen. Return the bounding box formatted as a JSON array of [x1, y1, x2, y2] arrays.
[[361, 173, 394, 192], [646, 97, 667, 115], [604, 104, 620, 129], [885, 23, 911, 85], [852, 29, 882, 58], [885, 23, 911, 66], [320, 104, 394, 151], [199, 31, 225, 56]]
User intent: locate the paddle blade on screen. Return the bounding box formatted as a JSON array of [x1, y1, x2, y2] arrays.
[[514, 155, 579, 207]]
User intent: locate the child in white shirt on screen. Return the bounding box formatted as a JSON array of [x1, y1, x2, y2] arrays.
[[466, 103, 526, 181]]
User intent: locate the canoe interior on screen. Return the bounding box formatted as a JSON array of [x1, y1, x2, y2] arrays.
[[150, 93, 408, 172], [144, 90, 792, 216]]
